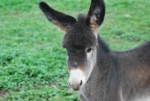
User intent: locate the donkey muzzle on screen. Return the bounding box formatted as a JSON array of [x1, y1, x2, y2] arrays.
[[68, 69, 85, 91]]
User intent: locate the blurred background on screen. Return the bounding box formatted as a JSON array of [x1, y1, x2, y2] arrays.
[[0, 0, 150, 101]]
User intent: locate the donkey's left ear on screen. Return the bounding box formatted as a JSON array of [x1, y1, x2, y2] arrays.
[[86, 0, 105, 35], [39, 2, 76, 32]]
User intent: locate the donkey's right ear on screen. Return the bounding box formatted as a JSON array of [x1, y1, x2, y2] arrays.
[[86, 0, 105, 35], [39, 2, 76, 32]]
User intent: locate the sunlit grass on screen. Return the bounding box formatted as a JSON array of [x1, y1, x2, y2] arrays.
[[0, 0, 150, 100]]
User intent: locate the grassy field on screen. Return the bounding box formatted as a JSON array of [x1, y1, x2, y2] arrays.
[[0, 0, 150, 101]]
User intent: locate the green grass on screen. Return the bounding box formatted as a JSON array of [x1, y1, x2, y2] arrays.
[[0, 0, 150, 101]]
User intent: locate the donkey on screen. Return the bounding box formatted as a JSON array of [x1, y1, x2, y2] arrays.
[[39, 0, 150, 101]]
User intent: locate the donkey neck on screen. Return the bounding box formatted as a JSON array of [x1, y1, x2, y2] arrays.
[[88, 35, 114, 82], [79, 36, 120, 100], [88, 35, 112, 79]]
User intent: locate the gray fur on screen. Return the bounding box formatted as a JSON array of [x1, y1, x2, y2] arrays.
[[78, 37, 150, 101], [39, 1, 150, 101]]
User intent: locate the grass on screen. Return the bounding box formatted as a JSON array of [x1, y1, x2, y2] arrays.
[[0, 0, 150, 101]]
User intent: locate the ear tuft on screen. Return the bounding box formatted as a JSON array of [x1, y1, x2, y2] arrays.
[[77, 14, 87, 24]]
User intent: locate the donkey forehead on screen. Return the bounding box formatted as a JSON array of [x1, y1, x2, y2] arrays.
[[62, 23, 97, 49]]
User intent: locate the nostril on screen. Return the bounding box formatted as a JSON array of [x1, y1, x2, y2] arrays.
[[80, 80, 82, 86]]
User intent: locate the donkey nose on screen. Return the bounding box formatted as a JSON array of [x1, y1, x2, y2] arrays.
[[80, 80, 82, 85], [69, 80, 83, 91], [68, 69, 85, 90]]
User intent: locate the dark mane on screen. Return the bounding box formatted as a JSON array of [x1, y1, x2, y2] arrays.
[[77, 14, 87, 24], [62, 14, 110, 52], [62, 16, 97, 49], [98, 36, 110, 53]]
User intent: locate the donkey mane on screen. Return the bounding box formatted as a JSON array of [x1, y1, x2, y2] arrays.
[[63, 14, 110, 52], [97, 36, 110, 53], [62, 14, 98, 50], [77, 14, 87, 24]]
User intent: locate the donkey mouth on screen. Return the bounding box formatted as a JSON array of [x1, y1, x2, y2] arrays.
[[69, 82, 80, 91], [73, 88, 80, 91]]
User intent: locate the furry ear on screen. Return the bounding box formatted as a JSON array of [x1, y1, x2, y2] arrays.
[[39, 2, 76, 32], [86, 0, 105, 35]]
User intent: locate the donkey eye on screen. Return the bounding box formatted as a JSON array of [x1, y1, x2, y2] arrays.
[[86, 48, 92, 53]]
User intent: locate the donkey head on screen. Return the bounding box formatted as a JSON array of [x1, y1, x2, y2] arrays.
[[39, 0, 105, 91]]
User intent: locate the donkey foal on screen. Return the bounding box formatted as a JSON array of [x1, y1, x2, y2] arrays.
[[39, 0, 150, 101]]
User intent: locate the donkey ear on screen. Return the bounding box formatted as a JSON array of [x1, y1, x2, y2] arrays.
[[86, 0, 105, 34], [39, 2, 76, 32]]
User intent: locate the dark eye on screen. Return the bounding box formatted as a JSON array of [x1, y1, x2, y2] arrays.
[[87, 48, 92, 53]]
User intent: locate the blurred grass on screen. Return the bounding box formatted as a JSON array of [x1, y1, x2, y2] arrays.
[[0, 0, 150, 101]]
